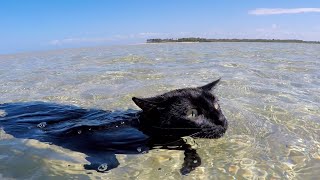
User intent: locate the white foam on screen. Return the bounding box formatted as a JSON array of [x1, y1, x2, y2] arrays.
[[0, 110, 7, 118]]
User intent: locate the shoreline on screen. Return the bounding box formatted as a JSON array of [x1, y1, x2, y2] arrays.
[[146, 38, 320, 44]]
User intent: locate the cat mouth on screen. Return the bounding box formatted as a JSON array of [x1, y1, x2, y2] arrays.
[[149, 126, 203, 137], [148, 121, 228, 139], [191, 121, 228, 139]]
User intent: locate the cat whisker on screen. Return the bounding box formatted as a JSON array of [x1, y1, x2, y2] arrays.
[[151, 126, 202, 130], [190, 131, 202, 138]]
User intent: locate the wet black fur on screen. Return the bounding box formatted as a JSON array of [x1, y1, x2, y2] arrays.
[[0, 79, 227, 175]]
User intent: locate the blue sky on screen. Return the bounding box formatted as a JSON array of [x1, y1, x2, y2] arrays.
[[1, 0, 320, 54]]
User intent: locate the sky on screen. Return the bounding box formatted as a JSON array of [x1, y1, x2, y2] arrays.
[[1, 0, 320, 54]]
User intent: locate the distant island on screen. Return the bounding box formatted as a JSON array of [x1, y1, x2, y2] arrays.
[[146, 38, 320, 44]]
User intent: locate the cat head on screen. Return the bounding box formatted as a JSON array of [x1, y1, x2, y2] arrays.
[[132, 79, 228, 139]]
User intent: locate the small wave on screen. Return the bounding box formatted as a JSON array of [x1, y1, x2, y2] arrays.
[[0, 110, 7, 118]]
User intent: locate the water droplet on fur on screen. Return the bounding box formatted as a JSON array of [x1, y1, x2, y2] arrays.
[[88, 128, 91, 131], [37, 122, 47, 129], [77, 130, 82, 134], [137, 147, 142, 152], [97, 163, 108, 172], [121, 121, 124, 124], [115, 125, 118, 128], [193, 160, 198, 163]]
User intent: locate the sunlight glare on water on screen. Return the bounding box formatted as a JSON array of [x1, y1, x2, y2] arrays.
[[0, 42, 320, 179]]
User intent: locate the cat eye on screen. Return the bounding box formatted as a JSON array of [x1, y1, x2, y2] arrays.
[[186, 109, 198, 119]]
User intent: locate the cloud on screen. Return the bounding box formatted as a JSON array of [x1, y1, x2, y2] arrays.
[[49, 37, 113, 45], [137, 32, 164, 37], [249, 8, 320, 15], [49, 32, 169, 46], [271, 24, 277, 29]]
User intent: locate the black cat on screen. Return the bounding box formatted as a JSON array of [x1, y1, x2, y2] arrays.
[[134, 78, 228, 140], [0, 79, 227, 175]]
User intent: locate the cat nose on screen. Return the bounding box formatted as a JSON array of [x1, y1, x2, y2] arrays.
[[218, 116, 227, 127], [222, 118, 228, 128]]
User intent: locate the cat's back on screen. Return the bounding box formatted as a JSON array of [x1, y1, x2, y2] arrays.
[[0, 102, 149, 153]]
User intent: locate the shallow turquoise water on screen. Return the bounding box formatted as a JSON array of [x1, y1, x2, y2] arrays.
[[0, 42, 320, 179]]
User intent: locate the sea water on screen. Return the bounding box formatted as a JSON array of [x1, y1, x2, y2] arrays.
[[0, 42, 319, 179]]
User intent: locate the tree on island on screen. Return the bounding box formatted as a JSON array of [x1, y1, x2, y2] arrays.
[[146, 38, 320, 44]]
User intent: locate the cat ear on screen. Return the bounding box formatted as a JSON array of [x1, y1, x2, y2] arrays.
[[132, 97, 157, 111], [199, 78, 221, 91]]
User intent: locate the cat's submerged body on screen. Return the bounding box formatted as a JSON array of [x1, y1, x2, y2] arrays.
[[0, 79, 228, 174]]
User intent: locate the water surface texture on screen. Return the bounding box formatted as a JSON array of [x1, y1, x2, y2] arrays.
[[1, 43, 320, 179]]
